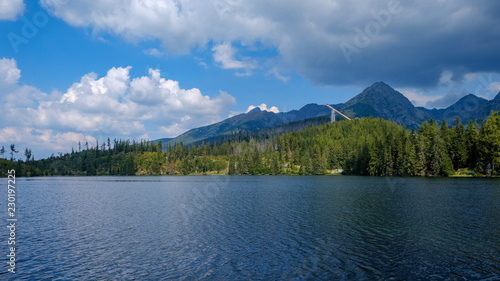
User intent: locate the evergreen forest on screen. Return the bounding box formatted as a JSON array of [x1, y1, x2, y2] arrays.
[[1, 111, 500, 178]]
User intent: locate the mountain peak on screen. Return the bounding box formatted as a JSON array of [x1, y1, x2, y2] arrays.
[[248, 107, 261, 113], [459, 93, 482, 101], [371, 81, 391, 88], [159, 81, 498, 146], [341, 81, 421, 126], [351, 81, 407, 102]]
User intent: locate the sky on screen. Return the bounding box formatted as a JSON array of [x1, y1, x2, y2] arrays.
[[1, 0, 500, 160]]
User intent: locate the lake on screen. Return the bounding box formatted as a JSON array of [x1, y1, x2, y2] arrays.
[[2, 176, 500, 280]]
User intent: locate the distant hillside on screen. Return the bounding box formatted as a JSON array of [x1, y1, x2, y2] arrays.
[[156, 82, 500, 146], [417, 94, 490, 124], [151, 138, 174, 145], [189, 115, 331, 147], [165, 103, 334, 146]]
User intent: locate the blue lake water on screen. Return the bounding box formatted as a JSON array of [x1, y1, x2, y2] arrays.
[[2, 176, 500, 280]]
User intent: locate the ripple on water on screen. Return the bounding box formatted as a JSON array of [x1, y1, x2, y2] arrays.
[[6, 176, 500, 280]]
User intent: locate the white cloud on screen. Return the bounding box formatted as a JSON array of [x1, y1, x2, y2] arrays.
[[0, 0, 25, 20], [39, 0, 500, 88], [59, 66, 131, 103], [160, 123, 184, 137], [128, 69, 236, 120], [399, 84, 475, 109], [0, 127, 97, 158], [246, 103, 279, 113], [144, 48, 164, 57], [267, 68, 289, 82], [0, 58, 21, 85], [398, 89, 442, 107], [0, 58, 237, 158], [194, 57, 209, 69], [464, 72, 478, 82], [490, 82, 500, 93], [212, 42, 257, 73], [439, 70, 454, 86]]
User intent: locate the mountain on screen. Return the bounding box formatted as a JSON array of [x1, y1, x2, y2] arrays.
[[337, 82, 498, 127], [151, 138, 174, 145], [168, 103, 335, 145], [494, 91, 500, 101], [160, 82, 500, 146], [418, 94, 489, 124], [338, 81, 431, 128], [475, 91, 500, 120]]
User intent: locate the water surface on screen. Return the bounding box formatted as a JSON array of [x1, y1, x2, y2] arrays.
[[2, 176, 500, 280]]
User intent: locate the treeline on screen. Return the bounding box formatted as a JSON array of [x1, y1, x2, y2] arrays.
[[224, 111, 499, 176], [2, 111, 500, 177], [0, 139, 163, 177], [188, 115, 331, 147]]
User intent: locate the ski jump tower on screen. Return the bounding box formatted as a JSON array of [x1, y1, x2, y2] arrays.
[[325, 104, 351, 123]]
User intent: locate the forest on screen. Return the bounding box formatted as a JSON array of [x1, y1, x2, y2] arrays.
[[1, 111, 500, 177]]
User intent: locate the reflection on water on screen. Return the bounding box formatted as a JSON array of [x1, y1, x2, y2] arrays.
[[3, 176, 500, 279]]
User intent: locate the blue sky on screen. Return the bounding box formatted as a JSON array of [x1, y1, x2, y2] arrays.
[[1, 0, 500, 159]]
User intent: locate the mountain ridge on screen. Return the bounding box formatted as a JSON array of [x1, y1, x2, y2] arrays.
[[159, 82, 499, 146]]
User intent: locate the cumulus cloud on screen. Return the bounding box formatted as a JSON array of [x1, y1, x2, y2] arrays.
[[212, 43, 257, 75], [0, 58, 236, 158], [0, 58, 21, 85], [0, 127, 97, 155], [0, 0, 25, 20], [246, 103, 279, 113], [39, 0, 500, 88]]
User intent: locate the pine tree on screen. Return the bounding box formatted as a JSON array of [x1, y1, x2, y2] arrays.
[[10, 144, 18, 161], [24, 148, 32, 162], [426, 121, 447, 176], [440, 119, 451, 154], [368, 140, 382, 176], [270, 153, 281, 175], [465, 120, 479, 169], [450, 117, 467, 170], [355, 143, 370, 175], [236, 156, 248, 175], [414, 134, 426, 176], [479, 111, 500, 175], [228, 157, 236, 175], [157, 140, 163, 153]]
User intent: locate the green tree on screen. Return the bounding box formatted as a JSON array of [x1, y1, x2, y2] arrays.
[[24, 148, 32, 162], [450, 117, 467, 170], [10, 144, 18, 161], [228, 157, 236, 175], [355, 143, 370, 175], [413, 134, 426, 176], [270, 153, 281, 175], [157, 139, 163, 153], [236, 156, 248, 174], [479, 111, 500, 175], [426, 121, 447, 176], [440, 119, 450, 152], [465, 120, 479, 169]]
